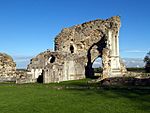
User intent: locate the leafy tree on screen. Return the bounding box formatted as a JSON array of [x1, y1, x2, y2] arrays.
[[144, 51, 150, 73]]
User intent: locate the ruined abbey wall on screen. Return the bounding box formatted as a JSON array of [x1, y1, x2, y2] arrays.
[[27, 16, 126, 83], [0, 53, 16, 82]]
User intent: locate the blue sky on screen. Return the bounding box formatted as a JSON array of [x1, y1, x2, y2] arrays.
[[0, 0, 150, 68]]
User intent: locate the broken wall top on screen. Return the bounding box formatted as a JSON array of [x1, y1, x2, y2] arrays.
[[28, 16, 122, 70], [55, 16, 121, 54], [0, 53, 16, 66], [28, 49, 87, 70], [0, 52, 16, 75]]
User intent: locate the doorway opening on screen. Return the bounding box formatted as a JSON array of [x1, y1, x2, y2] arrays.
[[37, 70, 44, 83]]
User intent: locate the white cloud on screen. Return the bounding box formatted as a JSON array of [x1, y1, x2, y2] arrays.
[[93, 58, 145, 68], [12, 55, 33, 69], [122, 58, 145, 67], [123, 50, 147, 53]]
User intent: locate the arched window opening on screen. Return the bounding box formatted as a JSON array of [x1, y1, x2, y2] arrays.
[[48, 55, 56, 63], [70, 45, 74, 54]]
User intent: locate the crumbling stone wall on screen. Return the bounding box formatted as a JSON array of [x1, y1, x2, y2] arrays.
[[27, 16, 126, 83], [16, 70, 33, 84], [27, 50, 51, 82], [44, 53, 85, 83], [55, 16, 126, 78], [0, 53, 16, 82], [27, 50, 85, 83]]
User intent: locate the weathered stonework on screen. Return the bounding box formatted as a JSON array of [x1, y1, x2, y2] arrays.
[[16, 70, 33, 84], [27, 16, 127, 83], [0, 53, 16, 82]]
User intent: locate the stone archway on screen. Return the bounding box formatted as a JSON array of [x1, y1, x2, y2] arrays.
[[85, 35, 107, 78]]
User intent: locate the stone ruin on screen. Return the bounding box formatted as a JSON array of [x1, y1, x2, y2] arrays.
[[0, 53, 16, 82], [26, 16, 127, 84]]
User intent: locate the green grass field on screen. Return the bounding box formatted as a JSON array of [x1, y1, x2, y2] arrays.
[[0, 80, 150, 113]]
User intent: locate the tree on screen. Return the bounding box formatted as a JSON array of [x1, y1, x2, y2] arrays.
[[144, 51, 150, 73]]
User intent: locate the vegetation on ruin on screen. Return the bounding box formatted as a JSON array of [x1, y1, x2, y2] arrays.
[[0, 80, 150, 113]]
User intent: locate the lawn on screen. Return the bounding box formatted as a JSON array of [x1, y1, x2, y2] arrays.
[[0, 80, 150, 113]]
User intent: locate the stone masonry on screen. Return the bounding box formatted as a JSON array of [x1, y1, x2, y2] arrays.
[[27, 16, 127, 83], [0, 53, 16, 82]]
